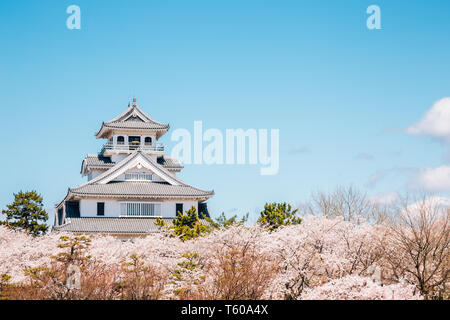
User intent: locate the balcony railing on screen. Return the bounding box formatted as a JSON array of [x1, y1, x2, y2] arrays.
[[102, 143, 164, 153]]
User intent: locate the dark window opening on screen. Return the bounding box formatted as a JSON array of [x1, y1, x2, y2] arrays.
[[129, 136, 141, 150], [198, 202, 210, 218], [57, 208, 63, 225], [117, 136, 125, 145], [65, 201, 80, 218], [97, 202, 105, 216], [176, 203, 183, 216], [145, 137, 152, 145]]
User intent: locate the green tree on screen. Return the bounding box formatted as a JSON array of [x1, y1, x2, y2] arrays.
[[0, 273, 11, 300], [54, 235, 92, 265], [214, 212, 249, 228], [156, 206, 212, 240], [1, 191, 48, 236], [257, 202, 301, 231]]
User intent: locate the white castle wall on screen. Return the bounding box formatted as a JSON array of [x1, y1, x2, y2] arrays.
[[79, 199, 198, 218]]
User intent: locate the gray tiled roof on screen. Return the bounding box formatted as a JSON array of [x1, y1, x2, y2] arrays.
[[102, 121, 169, 130], [157, 156, 183, 169], [96, 102, 169, 137], [83, 155, 182, 173], [70, 181, 214, 199], [53, 217, 175, 234], [84, 154, 115, 168]]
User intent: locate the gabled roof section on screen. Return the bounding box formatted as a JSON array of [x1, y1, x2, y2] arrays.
[[82, 151, 185, 186], [59, 152, 213, 204], [81, 154, 183, 176], [95, 98, 170, 139], [68, 151, 213, 201]]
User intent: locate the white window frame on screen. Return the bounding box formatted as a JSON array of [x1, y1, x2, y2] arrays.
[[124, 173, 153, 181], [119, 201, 162, 217]]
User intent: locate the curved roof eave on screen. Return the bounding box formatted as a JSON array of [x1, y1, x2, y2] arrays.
[[95, 123, 169, 139]]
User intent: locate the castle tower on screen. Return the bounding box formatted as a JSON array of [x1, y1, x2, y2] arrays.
[[53, 99, 213, 236]]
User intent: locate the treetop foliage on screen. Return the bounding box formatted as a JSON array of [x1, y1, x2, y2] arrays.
[[1, 191, 48, 236], [213, 212, 249, 228], [157, 207, 250, 240], [257, 202, 301, 231], [156, 206, 213, 241]]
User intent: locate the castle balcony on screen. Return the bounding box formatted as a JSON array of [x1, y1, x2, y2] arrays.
[[101, 143, 164, 155]]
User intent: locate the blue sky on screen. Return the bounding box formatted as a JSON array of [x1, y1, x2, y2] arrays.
[[1, 0, 450, 223]]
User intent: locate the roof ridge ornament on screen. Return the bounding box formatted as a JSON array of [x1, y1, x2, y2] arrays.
[[132, 96, 137, 106]]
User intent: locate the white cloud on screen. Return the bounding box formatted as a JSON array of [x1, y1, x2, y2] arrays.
[[403, 196, 450, 218], [368, 191, 400, 205], [411, 165, 450, 192], [406, 97, 450, 141]]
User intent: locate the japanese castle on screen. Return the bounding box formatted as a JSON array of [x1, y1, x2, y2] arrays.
[[53, 98, 214, 236]]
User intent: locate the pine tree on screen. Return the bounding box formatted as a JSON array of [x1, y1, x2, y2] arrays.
[[214, 212, 249, 227], [257, 202, 301, 231], [1, 191, 48, 236], [156, 206, 212, 240]]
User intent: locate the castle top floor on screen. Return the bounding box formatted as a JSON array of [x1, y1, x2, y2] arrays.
[[95, 97, 169, 140], [95, 98, 170, 157]]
